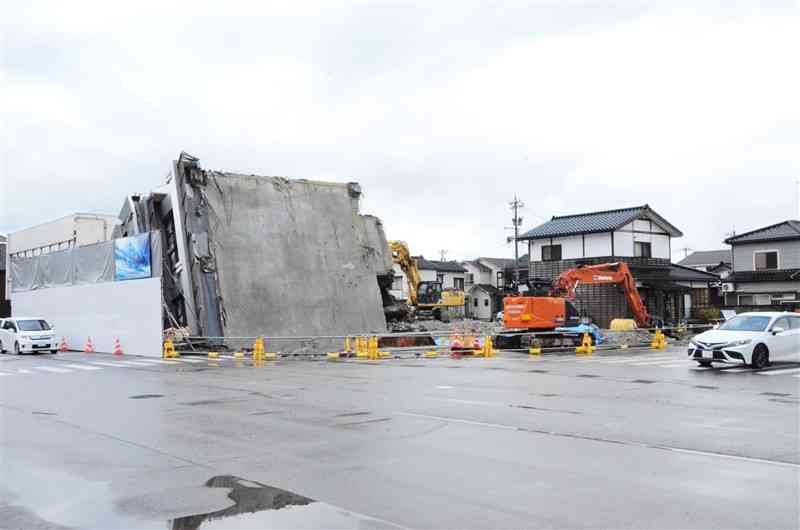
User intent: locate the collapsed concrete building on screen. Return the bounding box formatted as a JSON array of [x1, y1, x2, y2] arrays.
[[117, 152, 394, 345]]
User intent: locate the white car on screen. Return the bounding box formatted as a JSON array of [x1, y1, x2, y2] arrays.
[[688, 312, 800, 369], [0, 317, 58, 355]]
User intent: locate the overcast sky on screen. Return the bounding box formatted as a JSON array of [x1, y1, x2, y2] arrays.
[[3, 1, 799, 262]]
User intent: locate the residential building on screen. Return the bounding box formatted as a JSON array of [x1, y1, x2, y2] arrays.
[[417, 257, 467, 290], [518, 205, 719, 326], [722, 220, 800, 309], [463, 257, 512, 320], [678, 249, 732, 279]]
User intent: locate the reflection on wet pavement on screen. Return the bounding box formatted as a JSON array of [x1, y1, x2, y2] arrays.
[[170, 475, 313, 529], [169, 475, 404, 530]]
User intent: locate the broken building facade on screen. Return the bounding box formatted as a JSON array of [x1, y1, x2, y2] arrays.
[[119, 153, 394, 344]]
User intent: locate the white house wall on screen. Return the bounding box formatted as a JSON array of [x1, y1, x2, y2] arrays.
[[732, 241, 800, 271], [11, 277, 163, 356], [734, 281, 799, 293], [584, 232, 612, 257]]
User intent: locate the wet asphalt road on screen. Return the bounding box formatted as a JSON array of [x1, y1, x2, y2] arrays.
[[1, 346, 798, 529]]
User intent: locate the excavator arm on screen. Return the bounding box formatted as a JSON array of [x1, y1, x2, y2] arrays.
[[550, 262, 652, 328], [388, 241, 420, 306]]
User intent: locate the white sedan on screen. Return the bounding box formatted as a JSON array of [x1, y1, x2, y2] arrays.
[[688, 312, 800, 369], [0, 317, 58, 355]]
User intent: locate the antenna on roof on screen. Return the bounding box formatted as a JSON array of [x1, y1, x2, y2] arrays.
[[678, 247, 693, 258], [439, 249, 448, 262]]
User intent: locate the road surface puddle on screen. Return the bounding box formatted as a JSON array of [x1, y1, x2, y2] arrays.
[[168, 475, 403, 529]]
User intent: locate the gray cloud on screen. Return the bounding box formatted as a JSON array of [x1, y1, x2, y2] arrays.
[[2, 1, 799, 261]]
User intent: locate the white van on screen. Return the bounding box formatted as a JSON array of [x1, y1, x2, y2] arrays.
[[0, 317, 58, 354]]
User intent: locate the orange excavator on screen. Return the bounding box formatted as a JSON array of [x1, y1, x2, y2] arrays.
[[497, 262, 652, 349]]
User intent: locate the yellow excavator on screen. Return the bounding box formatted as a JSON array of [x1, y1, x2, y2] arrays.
[[389, 241, 465, 321]]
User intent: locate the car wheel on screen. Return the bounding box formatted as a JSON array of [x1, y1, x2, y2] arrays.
[[50, 349, 58, 354], [0, 339, 4, 353], [697, 360, 712, 367], [751, 345, 769, 370], [14, 342, 21, 355]]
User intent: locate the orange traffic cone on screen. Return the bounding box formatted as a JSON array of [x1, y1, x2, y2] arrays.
[[113, 338, 123, 356], [83, 337, 94, 353], [59, 337, 69, 352]]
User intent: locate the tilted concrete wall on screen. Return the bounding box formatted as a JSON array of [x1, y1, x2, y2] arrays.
[[202, 174, 391, 341]]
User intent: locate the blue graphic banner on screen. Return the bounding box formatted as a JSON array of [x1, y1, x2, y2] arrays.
[[114, 233, 151, 281]]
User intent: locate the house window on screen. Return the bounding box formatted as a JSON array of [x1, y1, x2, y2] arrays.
[[454, 278, 464, 290], [484, 299, 489, 306], [738, 295, 754, 305], [474, 298, 478, 307], [496, 271, 504, 286], [436, 273, 445, 284], [466, 273, 474, 285], [542, 244, 562, 261], [754, 251, 778, 270], [634, 241, 652, 258]]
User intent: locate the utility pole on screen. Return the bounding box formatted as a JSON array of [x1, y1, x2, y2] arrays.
[[679, 247, 693, 258], [509, 195, 525, 287]]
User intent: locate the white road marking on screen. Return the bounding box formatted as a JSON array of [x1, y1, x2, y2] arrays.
[[0, 372, 9, 376], [398, 412, 517, 430], [629, 359, 683, 366], [658, 363, 693, 368], [88, 361, 127, 368], [110, 360, 154, 367], [175, 358, 206, 363], [436, 385, 455, 390], [63, 364, 103, 371], [719, 367, 752, 373], [601, 356, 678, 364], [32, 366, 72, 374], [16, 369, 33, 374], [757, 367, 800, 376], [398, 412, 799, 469], [134, 359, 179, 365]]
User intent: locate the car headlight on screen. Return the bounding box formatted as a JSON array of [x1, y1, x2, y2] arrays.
[[19, 337, 31, 343], [723, 339, 751, 347]]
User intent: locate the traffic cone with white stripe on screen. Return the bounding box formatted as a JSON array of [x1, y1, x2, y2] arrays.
[[58, 337, 69, 352], [113, 338, 123, 356], [83, 337, 94, 354]]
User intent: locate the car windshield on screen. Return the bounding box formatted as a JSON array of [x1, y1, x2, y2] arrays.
[[17, 320, 51, 332], [718, 315, 771, 332]]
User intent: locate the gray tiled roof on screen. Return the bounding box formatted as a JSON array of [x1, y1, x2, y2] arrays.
[[416, 257, 466, 273], [519, 204, 682, 240], [724, 220, 800, 244], [677, 249, 732, 267]]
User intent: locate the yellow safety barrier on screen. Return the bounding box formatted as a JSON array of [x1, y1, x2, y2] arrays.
[[651, 329, 667, 350], [529, 346, 542, 356], [253, 337, 278, 361], [233, 351, 245, 359], [478, 335, 496, 358], [343, 336, 353, 354], [163, 340, 179, 359], [356, 336, 369, 358], [327, 351, 340, 360], [575, 333, 595, 355], [208, 351, 219, 359], [423, 350, 438, 358]]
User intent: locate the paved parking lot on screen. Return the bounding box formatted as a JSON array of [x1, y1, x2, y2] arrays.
[[1, 346, 798, 529]]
